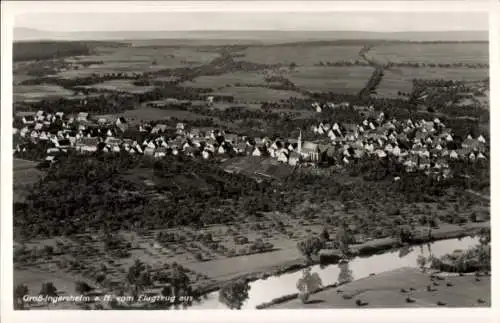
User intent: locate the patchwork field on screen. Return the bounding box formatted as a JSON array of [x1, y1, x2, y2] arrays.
[[284, 66, 374, 94], [56, 46, 220, 79], [181, 71, 269, 89], [369, 43, 489, 65], [14, 84, 74, 102], [209, 86, 305, 103], [235, 45, 363, 65], [376, 67, 489, 98], [80, 79, 155, 93]]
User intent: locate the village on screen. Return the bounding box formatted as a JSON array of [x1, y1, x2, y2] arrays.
[[13, 100, 488, 181]]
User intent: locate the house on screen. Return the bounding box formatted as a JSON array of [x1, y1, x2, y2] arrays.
[[450, 150, 458, 159], [19, 127, 29, 137], [35, 110, 45, 121], [202, 150, 211, 159], [419, 156, 431, 169], [38, 132, 49, 141], [217, 145, 226, 154], [151, 124, 168, 134], [116, 117, 128, 132], [375, 149, 387, 158], [461, 137, 476, 148], [46, 147, 61, 155], [301, 141, 319, 161], [97, 117, 108, 125], [276, 148, 289, 163], [154, 147, 167, 158], [76, 137, 99, 152], [288, 151, 300, 166], [22, 115, 35, 125], [144, 146, 155, 156], [77, 112, 89, 122], [252, 147, 262, 157]]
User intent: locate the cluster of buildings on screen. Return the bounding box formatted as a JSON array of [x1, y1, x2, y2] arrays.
[[309, 112, 488, 177], [13, 109, 488, 179]]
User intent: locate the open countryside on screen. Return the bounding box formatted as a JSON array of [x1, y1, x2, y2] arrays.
[[12, 28, 490, 311]]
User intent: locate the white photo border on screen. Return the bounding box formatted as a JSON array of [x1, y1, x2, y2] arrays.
[[1, 1, 498, 323]]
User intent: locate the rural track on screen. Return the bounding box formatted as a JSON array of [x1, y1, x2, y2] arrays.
[[357, 44, 387, 98]]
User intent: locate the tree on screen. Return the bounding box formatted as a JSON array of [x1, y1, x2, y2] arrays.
[[417, 255, 427, 272], [289, 62, 297, 71], [170, 264, 191, 298], [14, 284, 29, 309], [40, 282, 58, 297], [478, 228, 490, 247], [296, 268, 323, 304], [320, 227, 330, 242], [297, 236, 324, 262], [337, 262, 353, 284], [335, 223, 353, 257], [75, 281, 93, 294], [126, 259, 151, 299], [218, 279, 250, 309]]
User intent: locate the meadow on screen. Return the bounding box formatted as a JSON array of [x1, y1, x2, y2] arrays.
[[56, 46, 220, 79], [180, 71, 269, 89], [283, 66, 374, 94], [209, 86, 306, 103], [13, 84, 75, 102], [81, 79, 155, 93], [369, 43, 489, 65], [235, 45, 363, 65], [376, 67, 489, 98], [270, 267, 490, 308]]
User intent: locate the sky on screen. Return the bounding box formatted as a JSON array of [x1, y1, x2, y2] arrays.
[[14, 11, 488, 32]]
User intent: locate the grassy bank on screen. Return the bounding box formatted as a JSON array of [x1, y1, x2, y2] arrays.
[[195, 222, 488, 298], [264, 267, 490, 309]]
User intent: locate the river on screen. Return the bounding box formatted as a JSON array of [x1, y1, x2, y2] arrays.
[[188, 236, 479, 309]]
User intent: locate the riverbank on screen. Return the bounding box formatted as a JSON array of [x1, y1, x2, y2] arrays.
[[264, 267, 490, 308], [193, 221, 488, 296], [14, 222, 488, 309]]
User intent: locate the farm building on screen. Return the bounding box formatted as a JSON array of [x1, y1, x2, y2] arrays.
[[202, 93, 234, 103]]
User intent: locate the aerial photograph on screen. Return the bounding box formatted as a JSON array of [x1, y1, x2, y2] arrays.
[[11, 9, 490, 310]]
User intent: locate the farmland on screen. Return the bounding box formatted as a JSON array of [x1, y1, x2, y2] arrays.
[[376, 67, 489, 98], [283, 66, 374, 94], [209, 86, 305, 103], [180, 71, 269, 89], [14, 84, 74, 102], [80, 79, 155, 93], [368, 43, 489, 65], [235, 45, 364, 65]]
